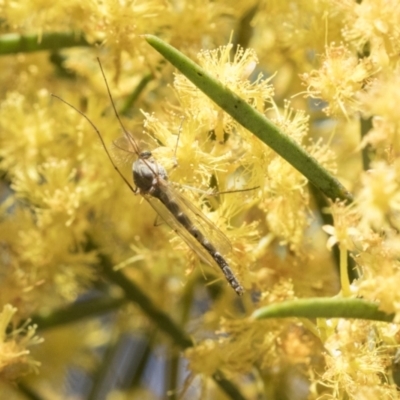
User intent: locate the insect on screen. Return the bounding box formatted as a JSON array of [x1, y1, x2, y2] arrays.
[[52, 59, 244, 296]]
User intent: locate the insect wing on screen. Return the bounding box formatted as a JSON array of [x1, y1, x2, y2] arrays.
[[111, 137, 137, 168], [163, 184, 232, 255], [142, 185, 232, 268], [142, 195, 216, 268], [113, 135, 135, 153]]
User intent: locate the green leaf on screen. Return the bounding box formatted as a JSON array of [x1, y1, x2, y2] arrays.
[[251, 297, 394, 322], [144, 34, 353, 203], [0, 32, 90, 55]]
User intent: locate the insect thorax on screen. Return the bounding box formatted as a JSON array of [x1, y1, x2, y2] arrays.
[[133, 151, 168, 193]]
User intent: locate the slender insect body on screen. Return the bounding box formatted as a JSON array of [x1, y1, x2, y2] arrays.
[[54, 58, 245, 296], [133, 152, 245, 296]]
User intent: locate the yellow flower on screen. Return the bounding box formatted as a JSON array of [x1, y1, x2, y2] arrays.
[[338, 0, 400, 65], [0, 305, 42, 381], [316, 320, 398, 400], [174, 41, 274, 142], [301, 44, 376, 117], [322, 202, 361, 251], [356, 160, 400, 231]]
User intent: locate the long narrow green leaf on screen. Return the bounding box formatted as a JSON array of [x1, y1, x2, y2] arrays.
[[251, 297, 394, 322], [0, 32, 90, 55], [144, 35, 353, 203]]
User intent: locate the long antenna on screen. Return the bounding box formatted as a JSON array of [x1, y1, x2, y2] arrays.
[[96, 58, 140, 155], [50, 94, 136, 194]]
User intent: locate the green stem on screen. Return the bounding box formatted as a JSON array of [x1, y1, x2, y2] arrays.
[[120, 72, 154, 116], [251, 297, 394, 322], [31, 296, 127, 331], [166, 348, 180, 400], [87, 329, 120, 400], [339, 243, 351, 297], [360, 116, 373, 171], [15, 382, 44, 400], [97, 251, 246, 400], [97, 251, 193, 349], [128, 333, 156, 389], [144, 34, 353, 203], [0, 32, 91, 55], [212, 370, 247, 400]]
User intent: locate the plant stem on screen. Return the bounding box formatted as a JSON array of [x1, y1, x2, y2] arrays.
[[0, 32, 91, 55], [96, 250, 246, 400], [120, 72, 153, 116], [31, 296, 127, 331], [339, 243, 351, 297]]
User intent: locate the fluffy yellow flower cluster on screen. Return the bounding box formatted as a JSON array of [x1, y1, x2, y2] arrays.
[[0, 0, 400, 399]]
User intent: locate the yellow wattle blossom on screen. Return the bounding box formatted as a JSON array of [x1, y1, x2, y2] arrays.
[[314, 320, 399, 400], [0, 305, 42, 380], [322, 202, 361, 252], [359, 67, 400, 154], [356, 160, 400, 231], [301, 44, 376, 117], [337, 0, 400, 65], [2, 1, 400, 399], [174, 41, 274, 142]]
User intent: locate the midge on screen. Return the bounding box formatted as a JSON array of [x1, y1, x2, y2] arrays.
[[52, 59, 244, 296]]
